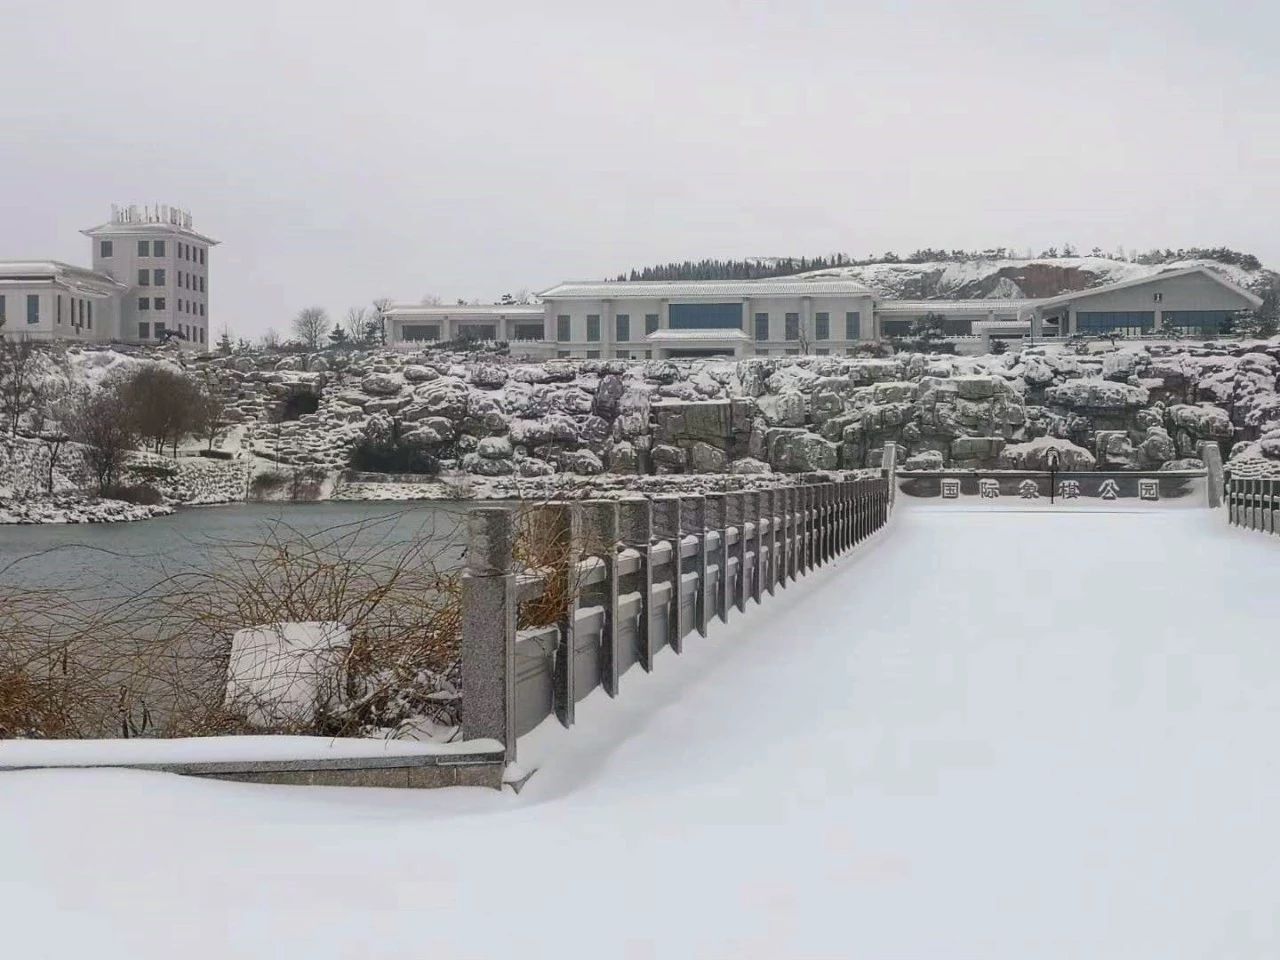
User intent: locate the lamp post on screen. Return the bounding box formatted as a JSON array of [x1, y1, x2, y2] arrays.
[[1046, 448, 1060, 505]]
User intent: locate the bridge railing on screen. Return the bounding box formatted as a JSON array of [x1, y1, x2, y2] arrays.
[[460, 478, 892, 763], [1227, 476, 1280, 536]]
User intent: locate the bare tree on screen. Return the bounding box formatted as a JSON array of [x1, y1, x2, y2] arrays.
[[292, 307, 331, 350], [0, 338, 42, 436], [192, 373, 230, 453], [420, 293, 442, 306], [261, 328, 281, 350], [369, 298, 393, 345], [344, 306, 369, 340], [118, 365, 201, 456], [68, 380, 137, 494], [28, 372, 71, 494]]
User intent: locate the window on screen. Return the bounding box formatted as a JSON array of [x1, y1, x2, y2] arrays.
[[815, 312, 830, 340], [154, 297, 166, 310], [200, 327, 206, 344], [1075, 311, 1154, 336], [199, 276, 205, 293], [557, 315, 570, 341], [137, 240, 149, 256], [199, 248, 205, 265], [845, 311, 861, 339], [1161, 310, 1233, 335], [784, 312, 800, 340], [137, 269, 150, 286], [668, 302, 743, 330], [586, 314, 600, 341], [0, 296, 5, 323], [586, 350, 600, 359], [139, 298, 150, 310], [514, 322, 543, 340], [77, 300, 84, 326], [1153, 292, 1164, 303], [27, 294, 39, 324], [178, 243, 185, 260], [616, 314, 630, 342], [139, 322, 151, 339], [153, 269, 166, 286], [86, 301, 92, 329], [57, 296, 62, 324], [785, 348, 800, 356], [155, 321, 166, 336], [754, 312, 769, 341], [557, 350, 571, 359], [100, 240, 113, 258], [200, 303, 205, 317], [816, 348, 830, 355], [645, 313, 659, 335], [152, 240, 166, 257], [401, 324, 439, 341]]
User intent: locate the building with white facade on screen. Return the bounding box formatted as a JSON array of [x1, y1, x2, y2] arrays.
[[0, 205, 216, 349], [386, 266, 1262, 358]]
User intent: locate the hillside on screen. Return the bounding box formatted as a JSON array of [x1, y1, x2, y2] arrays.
[[618, 252, 1279, 308], [798, 255, 1279, 303]]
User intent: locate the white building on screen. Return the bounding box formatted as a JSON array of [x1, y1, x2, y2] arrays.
[[386, 266, 1263, 358], [0, 204, 217, 349]]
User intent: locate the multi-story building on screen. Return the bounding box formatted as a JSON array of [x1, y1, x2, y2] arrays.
[[386, 267, 1262, 358], [0, 204, 216, 349]]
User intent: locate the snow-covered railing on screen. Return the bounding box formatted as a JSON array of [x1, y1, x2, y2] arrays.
[[460, 478, 892, 763], [1227, 477, 1280, 536]]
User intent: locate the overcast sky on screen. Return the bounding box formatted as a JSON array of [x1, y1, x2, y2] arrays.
[[0, 0, 1275, 339]]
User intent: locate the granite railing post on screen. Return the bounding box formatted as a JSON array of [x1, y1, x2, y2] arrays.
[[705, 493, 729, 622], [745, 490, 763, 604], [580, 500, 620, 698], [882, 443, 898, 509], [461, 507, 518, 764], [803, 485, 816, 573], [1201, 441, 1224, 509], [763, 488, 779, 596], [726, 492, 747, 613], [653, 496, 684, 652], [618, 497, 654, 676], [681, 495, 709, 637], [785, 486, 799, 583]]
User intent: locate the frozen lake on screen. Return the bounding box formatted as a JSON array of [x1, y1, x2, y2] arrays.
[[0, 501, 471, 592], [3, 505, 1278, 958]]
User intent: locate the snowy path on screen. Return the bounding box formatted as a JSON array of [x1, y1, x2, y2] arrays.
[[4, 507, 1280, 959]]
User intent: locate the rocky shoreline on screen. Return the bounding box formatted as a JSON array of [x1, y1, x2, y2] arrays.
[[0, 495, 174, 525]]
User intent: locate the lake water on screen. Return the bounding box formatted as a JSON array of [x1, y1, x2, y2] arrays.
[[0, 501, 474, 736], [0, 501, 472, 592]]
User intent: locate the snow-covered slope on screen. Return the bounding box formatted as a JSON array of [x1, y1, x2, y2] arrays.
[[800, 255, 1275, 301], [2, 508, 1279, 958]]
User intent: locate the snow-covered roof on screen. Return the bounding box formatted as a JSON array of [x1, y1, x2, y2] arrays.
[[385, 303, 544, 318], [80, 221, 220, 246], [645, 329, 752, 342], [876, 299, 1036, 315], [1032, 266, 1263, 311], [0, 260, 127, 295], [539, 278, 875, 299]]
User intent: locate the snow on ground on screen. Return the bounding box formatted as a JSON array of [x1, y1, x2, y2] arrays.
[[2, 506, 1279, 959]]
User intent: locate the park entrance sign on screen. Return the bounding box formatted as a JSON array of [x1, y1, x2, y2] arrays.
[[895, 469, 1209, 505]]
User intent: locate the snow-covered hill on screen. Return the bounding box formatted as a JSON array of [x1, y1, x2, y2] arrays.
[[800, 255, 1276, 301]]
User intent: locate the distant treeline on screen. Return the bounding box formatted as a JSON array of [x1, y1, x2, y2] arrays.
[[617, 246, 1264, 281]]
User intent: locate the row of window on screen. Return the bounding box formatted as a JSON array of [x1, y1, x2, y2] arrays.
[[552, 311, 862, 342], [137, 322, 207, 344], [136, 268, 206, 292], [103, 239, 206, 264], [138, 297, 205, 316], [0, 294, 93, 328]]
